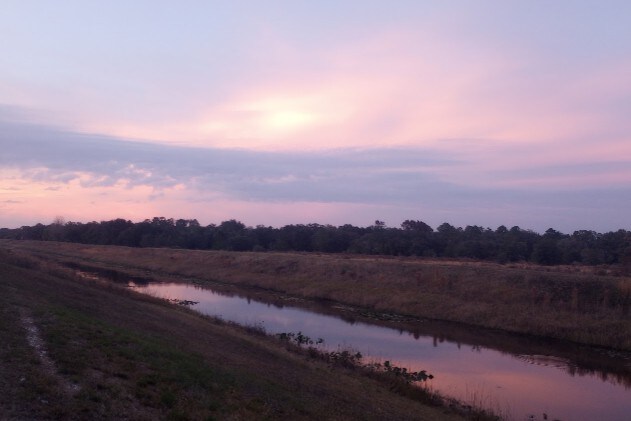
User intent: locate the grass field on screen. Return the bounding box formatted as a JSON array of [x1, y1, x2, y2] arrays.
[[1, 242, 486, 420], [4, 239, 629, 351]]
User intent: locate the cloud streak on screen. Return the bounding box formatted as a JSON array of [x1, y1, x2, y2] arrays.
[[2, 114, 630, 232], [0, 117, 456, 199]]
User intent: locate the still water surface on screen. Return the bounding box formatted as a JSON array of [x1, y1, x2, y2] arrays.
[[129, 281, 631, 421]]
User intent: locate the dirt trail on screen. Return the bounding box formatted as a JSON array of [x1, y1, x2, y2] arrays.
[[20, 312, 80, 396]]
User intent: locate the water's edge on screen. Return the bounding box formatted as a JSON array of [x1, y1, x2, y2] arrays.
[[71, 263, 631, 421]]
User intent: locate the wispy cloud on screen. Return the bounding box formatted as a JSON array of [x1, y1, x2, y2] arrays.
[[0, 117, 456, 200], [1, 114, 630, 232]]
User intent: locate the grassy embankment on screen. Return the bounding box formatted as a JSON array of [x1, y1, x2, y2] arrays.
[[1, 243, 478, 420], [3, 239, 630, 351]]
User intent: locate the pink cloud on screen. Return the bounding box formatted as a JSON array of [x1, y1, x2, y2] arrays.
[[50, 24, 628, 196]]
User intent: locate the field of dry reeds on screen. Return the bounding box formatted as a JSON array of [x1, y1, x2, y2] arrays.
[[3, 239, 630, 351]]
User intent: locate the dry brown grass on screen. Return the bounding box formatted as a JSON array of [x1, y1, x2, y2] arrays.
[[4, 239, 631, 351], [1, 243, 472, 420]]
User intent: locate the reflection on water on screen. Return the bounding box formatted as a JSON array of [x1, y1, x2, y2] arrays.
[[129, 281, 631, 421]]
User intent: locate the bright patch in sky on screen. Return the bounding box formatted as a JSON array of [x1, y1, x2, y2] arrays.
[[196, 92, 347, 148]]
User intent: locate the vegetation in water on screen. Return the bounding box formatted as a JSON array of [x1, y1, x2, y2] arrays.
[[276, 332, 434, 384]]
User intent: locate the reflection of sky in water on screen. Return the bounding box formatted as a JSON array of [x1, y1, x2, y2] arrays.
[[132, 282, 631, 421]]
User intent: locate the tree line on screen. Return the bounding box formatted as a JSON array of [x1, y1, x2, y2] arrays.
[[1, 217, 630, 267]]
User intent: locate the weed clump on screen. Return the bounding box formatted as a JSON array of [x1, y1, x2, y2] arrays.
[[275, 332, 433, 383]]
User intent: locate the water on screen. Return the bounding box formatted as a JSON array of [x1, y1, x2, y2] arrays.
[[130, 281, 631, 421]]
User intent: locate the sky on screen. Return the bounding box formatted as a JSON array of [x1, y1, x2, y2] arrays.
[[1, 1, 630, 233]]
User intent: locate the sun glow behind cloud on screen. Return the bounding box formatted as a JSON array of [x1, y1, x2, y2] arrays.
[[73, 26, 526, 151], [196, 91, 354, 148], [78, 32, 631, 168]]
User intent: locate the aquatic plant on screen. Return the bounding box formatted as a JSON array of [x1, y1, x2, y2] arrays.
[[276, 331, 324, 346], [276, 332, 433, 383]]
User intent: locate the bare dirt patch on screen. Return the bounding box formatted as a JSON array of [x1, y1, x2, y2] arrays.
[[20, 312, 81, 396]]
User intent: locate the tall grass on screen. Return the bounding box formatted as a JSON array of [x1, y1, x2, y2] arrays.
[[4, 240, 631, 350]]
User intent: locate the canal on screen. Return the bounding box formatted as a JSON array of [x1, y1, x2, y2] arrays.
[[125, 280, 631, 421]]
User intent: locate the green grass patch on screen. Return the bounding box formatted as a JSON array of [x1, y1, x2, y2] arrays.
[[41, 305, 235, 420]]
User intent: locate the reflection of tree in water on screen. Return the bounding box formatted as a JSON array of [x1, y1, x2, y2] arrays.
[[517, 354, 631, 389], [432, 335, 446, 347], [129, 276, 631, 392], [407, 321, 631, 392], [569, 364, 631, 389]]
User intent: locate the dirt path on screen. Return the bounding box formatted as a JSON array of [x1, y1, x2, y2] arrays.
[[20, 312, 81, 396]]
